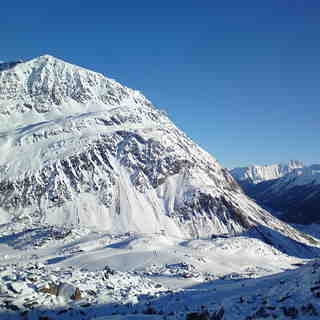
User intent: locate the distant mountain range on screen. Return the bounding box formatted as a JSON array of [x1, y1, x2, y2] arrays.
[[229, 160, 304, 185], [229, 161, 320, 224]]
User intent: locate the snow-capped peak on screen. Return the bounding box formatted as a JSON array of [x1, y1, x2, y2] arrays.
[[0, 55, 151, 132]]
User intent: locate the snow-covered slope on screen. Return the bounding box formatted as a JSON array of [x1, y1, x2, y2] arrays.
[[0, 55, 317, 245]]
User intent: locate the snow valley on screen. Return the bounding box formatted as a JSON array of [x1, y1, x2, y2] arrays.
[[0, 56, 319, 320]]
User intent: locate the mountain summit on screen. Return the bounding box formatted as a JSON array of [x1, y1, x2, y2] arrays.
[[0, 54, 150, 123], [0, 56, 317, 248]]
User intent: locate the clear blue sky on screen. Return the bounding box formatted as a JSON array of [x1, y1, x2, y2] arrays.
[[1, 1, 320, 167]]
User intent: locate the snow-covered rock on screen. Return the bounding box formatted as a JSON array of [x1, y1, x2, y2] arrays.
[[1, 257, 320, 319], [7, 282, 30, 295]]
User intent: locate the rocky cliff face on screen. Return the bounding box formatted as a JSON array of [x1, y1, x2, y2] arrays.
[[0, 55, 317, 245]]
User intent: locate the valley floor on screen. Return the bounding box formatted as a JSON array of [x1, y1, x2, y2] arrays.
[[0, 222, 319, 319]]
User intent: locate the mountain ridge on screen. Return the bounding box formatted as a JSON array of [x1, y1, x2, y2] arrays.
[[229, 162, 320, 225], [229, 160, 305, 185]]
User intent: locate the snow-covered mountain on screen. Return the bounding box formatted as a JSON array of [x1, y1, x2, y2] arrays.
[[246, 165, 320, 224], [230, 161, 320, 225], [0, 55, 316, 245], [1, 55, 320, 320], [229, 160, 304, 185]]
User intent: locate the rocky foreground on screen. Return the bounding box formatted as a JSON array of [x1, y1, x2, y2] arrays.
[[1, 258, 320, 319], [0, 222, 319, 320]]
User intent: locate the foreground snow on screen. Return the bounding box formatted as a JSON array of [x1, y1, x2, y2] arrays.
[[0, 223, 319, 319]]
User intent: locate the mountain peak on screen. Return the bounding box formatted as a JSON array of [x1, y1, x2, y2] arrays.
[[0, 55, 61, 72], [39, 54, 56, 59], [29, 54, 79, 69], [0, 55, 151, 127], [284, 160, 304, 168]]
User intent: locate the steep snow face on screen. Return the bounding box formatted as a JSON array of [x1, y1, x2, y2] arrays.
[[0, 56, 316, 242], [229, 160, 304, 184]]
